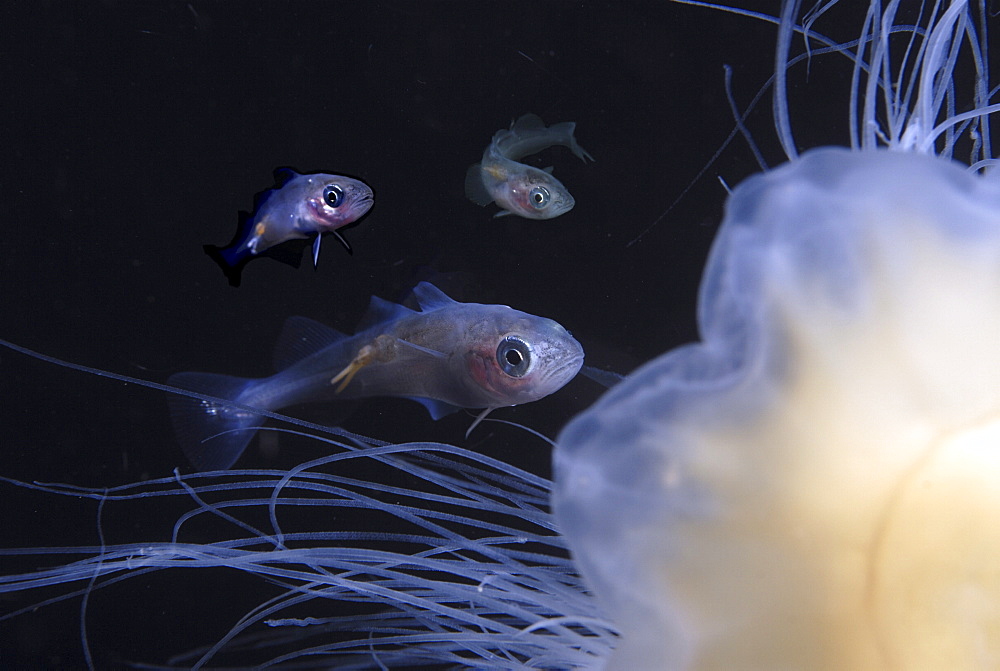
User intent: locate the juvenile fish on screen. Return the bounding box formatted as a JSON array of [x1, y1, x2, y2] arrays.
[[205, 168, 374, 286], [465, 113, 593, 219], [168, 282, 584, 470]]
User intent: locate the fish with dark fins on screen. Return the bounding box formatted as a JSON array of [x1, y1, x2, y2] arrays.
[[204, 168, 374, 286]]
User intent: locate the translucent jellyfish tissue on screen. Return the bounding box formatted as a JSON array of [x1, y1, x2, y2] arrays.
[[554, 0, 1000, 668]]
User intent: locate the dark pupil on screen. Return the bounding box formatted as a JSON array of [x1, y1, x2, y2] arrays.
[[505, 349, 523, 366], [325, 186, 344, 207], [533, 192, 543, 203]]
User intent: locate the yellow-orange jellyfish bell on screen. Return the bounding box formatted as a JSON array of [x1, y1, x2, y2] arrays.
[[554, 1, 1000, 669]]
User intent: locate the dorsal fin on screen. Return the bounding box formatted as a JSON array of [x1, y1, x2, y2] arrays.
[[272, 167, 300, 187], [273, 316, 349, 371], [512, 113, 546, 131], [355, 295, 418, 332], [249, 188, 273, 213], [354, 283, 457, 333], [464, 163, 493, 206], [411, 282, 457, 311], [249, 168, 300, 215]]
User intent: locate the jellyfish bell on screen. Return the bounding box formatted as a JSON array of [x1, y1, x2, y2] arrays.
[[553, 0, 1000, 669], [556, 147, 1000, 669]]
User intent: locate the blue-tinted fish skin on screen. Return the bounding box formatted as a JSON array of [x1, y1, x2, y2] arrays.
[[465, 113, 593, 220], [167, 282, 584, 470], [205, 168, 374, 286]]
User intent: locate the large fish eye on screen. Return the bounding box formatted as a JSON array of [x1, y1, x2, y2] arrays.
[[528, 186, 550, 209], [496, 335, 532, 378], [323, 184, 345, 208]]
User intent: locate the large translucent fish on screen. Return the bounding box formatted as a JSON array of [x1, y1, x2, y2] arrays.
[[169, 281, 584, 470]]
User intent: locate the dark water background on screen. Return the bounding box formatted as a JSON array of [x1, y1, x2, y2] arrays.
[[1, 1, 858, 666]]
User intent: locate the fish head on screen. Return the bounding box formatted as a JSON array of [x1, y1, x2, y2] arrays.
[[305, 175, 375, 231], [494, 167, 576, 220], [462, 308, 584, 407]]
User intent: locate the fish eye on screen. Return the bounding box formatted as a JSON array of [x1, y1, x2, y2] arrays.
[[496, 335, 532, 378], [323, 184, 345, 208], [529, 186, 550, 209]]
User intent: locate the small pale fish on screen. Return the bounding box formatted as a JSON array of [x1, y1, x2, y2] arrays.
[[168, 282, 584, 470], [465, 113, 593, 220], [205, 168, 374, 286]]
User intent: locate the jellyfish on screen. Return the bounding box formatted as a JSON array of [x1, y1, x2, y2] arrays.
[[554, 0, 1000, 669]]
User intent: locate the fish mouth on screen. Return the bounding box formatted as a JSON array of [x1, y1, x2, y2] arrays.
[[353, 195, 375, 213], [520, 343, 583, 400], [543, 353, 584, 389], [552, 194, 575, 216]]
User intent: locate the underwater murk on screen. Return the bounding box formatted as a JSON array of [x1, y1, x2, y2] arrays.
[[3, 1, 999, 669]]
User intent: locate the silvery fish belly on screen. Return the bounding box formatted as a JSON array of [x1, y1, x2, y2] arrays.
[[167, 282, 585, 470], [204, 168, 374, 286], [465, 113, 593, 220]]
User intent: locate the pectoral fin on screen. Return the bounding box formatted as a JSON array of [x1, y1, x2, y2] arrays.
[[394, 337, 447, 359], [310, 230, 351, 269], [311, 234, 322, 268]]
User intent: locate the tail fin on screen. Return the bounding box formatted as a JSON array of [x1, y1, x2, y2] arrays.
[[203, 244, 248, 287], [167, 371, 264, 471]]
